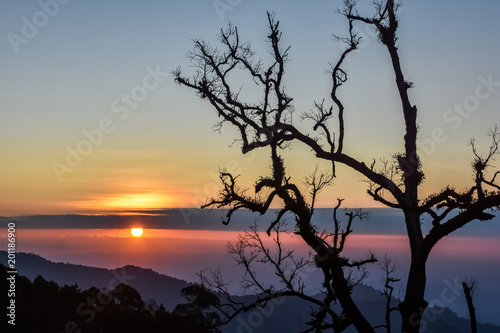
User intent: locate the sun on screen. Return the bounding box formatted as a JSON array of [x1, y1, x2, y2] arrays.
[[131, 228, 144, 237]]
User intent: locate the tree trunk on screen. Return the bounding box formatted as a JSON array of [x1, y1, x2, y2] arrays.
[[333, 273, 376, 333], [399, 258, 428, 332], [462, 282, 477, 333], [399, 212, 428, 333]]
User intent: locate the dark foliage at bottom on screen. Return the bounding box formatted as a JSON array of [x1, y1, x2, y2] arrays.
[[0, 264, 218, 333]]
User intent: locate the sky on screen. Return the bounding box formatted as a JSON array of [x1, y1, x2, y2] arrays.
[[1, 0, 500, 216]]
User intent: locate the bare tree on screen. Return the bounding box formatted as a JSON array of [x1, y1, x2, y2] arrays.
[[196, 149, 377, 332], [462, 279, 478, 333], [198, 201, 376, 332], [174, 1, 500, 332], [374, 255, 400, 333]]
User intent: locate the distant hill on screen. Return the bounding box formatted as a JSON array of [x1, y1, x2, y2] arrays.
[[5, 251, 499, 333], [3, 251, 190, 310]]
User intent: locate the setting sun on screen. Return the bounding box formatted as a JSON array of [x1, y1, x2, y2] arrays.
[[131, 228, 144, 237]]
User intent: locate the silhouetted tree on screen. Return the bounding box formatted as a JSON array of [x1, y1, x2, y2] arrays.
[[198, 198, 375, 332], [462, 279, 478, 333], [113, 283, 145, 311], [0, 264, 223, 333], [375, 255, 400, 333], [145, 298, 159, 314], [173, 285, 222, 332], [174, 1, 500, 332]]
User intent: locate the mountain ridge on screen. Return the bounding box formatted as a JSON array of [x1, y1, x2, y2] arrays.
[[2, 251, 190, 310], [4, 251, 499, 333]]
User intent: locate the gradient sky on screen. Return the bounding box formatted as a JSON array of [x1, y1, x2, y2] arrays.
[[1, 0, 499, 216]]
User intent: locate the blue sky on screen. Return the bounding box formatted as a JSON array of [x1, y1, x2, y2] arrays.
[[1, 0, 499, 215]]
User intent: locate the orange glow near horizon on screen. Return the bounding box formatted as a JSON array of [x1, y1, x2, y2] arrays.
[[0, 164, 483, 217], [65, 192, 178, 215], [103, 193, 169, 210]]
